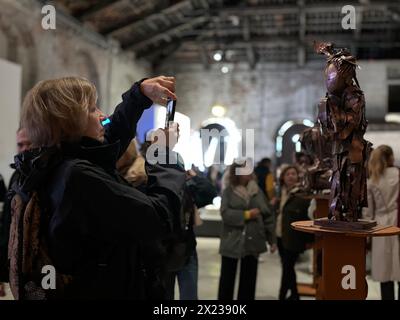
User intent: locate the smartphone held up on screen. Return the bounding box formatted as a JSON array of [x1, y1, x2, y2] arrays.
[[165, 98, 176, 129]]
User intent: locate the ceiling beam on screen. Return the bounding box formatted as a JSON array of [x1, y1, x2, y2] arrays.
[[76, 0, 119, 20], [216, 2, 399, 16], [102, 0, 192, 35], [124, 16, 208, 50]]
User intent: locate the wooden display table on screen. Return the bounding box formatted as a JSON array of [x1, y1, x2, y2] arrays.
[[292, 220, 400, 300]]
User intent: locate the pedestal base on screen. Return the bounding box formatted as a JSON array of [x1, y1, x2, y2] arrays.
[[314, 217, 377, 231]]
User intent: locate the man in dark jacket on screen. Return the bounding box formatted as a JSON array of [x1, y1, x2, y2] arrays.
[[11, 76, 186, 299]]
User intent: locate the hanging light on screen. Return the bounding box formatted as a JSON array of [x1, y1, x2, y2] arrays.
[[211, 105, 226, 117], [221, 65, 229, 74]]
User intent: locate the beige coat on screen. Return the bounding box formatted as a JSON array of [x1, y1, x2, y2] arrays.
[[363, 167, 400, 282]]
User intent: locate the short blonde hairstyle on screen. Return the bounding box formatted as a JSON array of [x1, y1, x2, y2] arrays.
[[21, 77, 97, 147], [368, 145, 394, 184]]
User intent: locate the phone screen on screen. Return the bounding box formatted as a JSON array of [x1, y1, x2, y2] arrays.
[[165, 99, 176, 128]]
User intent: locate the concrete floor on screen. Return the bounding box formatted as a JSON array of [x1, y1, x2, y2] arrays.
[[0, 237, 384, 300]]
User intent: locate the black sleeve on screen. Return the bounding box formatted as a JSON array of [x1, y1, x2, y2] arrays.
[[105, 80, 153, 158]]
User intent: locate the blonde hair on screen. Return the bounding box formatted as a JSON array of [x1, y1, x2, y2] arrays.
[[20, 77, 97, 147], [368, 145, 394, 184], [116, 139, 139, 173]]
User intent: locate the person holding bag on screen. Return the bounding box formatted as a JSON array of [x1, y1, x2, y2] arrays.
[[218, 160, 276, 300]]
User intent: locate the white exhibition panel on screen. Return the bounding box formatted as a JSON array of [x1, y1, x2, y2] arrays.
[[0, 58, 22, 186]]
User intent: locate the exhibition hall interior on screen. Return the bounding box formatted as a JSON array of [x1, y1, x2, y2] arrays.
[[0, 0, 400, 302]]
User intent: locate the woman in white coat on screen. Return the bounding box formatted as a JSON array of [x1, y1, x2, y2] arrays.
[[364, 145, 400, 300]]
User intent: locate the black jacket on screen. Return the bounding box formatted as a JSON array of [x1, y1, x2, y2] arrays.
[[281, 192, 313, 253], [11, 82, 186, 299]]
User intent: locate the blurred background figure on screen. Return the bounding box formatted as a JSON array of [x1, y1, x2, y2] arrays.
[[207, 165, 223, 195], [364, 145, 400, 300], [254, 158, 276, 203], [218, 160, 276, 300], [0, 128, 32, 296], [165, 169, 201, 300], [275, 165, 313, 300]]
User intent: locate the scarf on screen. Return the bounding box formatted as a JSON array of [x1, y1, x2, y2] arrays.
[[233, 180, 259, 205]]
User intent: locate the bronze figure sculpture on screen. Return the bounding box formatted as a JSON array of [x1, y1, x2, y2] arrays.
[[313, 41, 372, 222], [300, 124, 332, 192]]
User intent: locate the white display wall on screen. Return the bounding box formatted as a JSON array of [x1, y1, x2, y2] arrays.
[[0, 58, 22, 186]]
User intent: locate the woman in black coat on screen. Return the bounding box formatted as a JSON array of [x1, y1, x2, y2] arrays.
[[275, 165, 313, 300], [12, 76, 186, 299]]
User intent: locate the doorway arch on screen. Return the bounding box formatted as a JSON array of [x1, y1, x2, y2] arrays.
[[275, 119, 314, 165]]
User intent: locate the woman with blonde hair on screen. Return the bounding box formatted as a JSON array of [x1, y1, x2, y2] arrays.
[[364, 145, 400, 300], [9, 76, 186, 299]]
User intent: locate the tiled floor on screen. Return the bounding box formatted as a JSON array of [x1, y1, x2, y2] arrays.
[[0, 237, 384, 300]]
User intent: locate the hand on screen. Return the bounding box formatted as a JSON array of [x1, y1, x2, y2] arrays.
[[151, 122, 180, 149], [248, 208, 261, 219], [186, 169, 197, 179], [269, 197, 278, 207], [140, 76, 177, 105], [270, 243, 277, 254]]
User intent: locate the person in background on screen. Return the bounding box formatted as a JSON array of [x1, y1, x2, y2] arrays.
[[276, 165, 313, 300], [0, 173, 6, 297], [255, 157, 277, 207], [218, 160, 276, 300], [255, 158, 270, 189], [0, 175, 5, 203], [363, 145, 400, 300], [165, 169, 201, 300], [116, 138, 147, 188], [0, 128, 32, 292], [207, 165, 223, 195]]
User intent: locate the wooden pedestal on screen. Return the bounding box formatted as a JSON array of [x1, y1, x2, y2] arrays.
[[296, 194, 330, 297], [292, 220, 400, 300]]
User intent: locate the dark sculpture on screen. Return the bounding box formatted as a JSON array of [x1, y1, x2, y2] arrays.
[[313, 41, 372, 222], [300, 125, 332, 192]]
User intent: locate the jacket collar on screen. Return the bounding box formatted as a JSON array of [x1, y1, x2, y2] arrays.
[[60, 137, 120, 171]]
